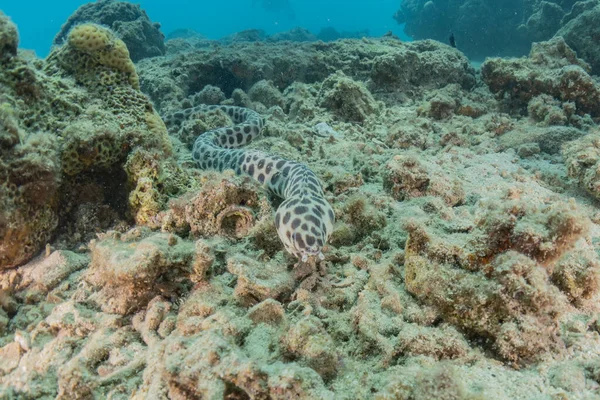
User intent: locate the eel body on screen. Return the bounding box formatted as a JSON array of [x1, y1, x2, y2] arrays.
[[165, 105, 334, 261]]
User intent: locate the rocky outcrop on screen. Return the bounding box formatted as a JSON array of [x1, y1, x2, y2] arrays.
[[53, 0, 165, 62]]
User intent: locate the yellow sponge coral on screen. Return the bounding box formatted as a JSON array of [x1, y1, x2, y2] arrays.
[[68, 24, 110, 52], [67, 24, 139, 89]]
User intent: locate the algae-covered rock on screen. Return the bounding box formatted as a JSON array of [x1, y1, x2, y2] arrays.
[[53, 0, 165, 62], [247, 298, 285, 325], [85, 230, 194, 315], [189, 84, 226, 106], [0, 11, 18, 57], [137, 38, 476, 111], [383, 154, 465, 206], [556, 5, 600, 75], [17, 250, 88, 295], [56, 326, 140, 398], [403, 197, 594, 363], [412, 364, 468, 400], [482, 37, 600, 117], [0, 19, 180, 269], [163, 330, 333, 399], [0, 130, 61, 270], [227, 255, 294, 305], [336, 195, 387, 246], [124, 148, 190, 225], [563, 132, 600, 200], [527, 94, 575, 127], [281, 316, 339, 380], [248, 79, 285, 109], [551, 249, 600, 306], [156, 174, 271, 239], [318, 71, 379, 123], [0, 13, 63, 269]]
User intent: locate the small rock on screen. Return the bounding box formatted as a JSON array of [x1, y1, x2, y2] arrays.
[[0, 342, 22, 374], [247, 299, 285, 325], [312, 122, 342, 138]]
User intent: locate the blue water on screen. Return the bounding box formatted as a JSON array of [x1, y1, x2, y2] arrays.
[[2, 0, 405, 57]]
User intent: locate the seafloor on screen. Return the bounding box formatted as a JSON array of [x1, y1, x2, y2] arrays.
[[1, 2, 600, 400]]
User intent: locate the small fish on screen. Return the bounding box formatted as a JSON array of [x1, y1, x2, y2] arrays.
[[449, 32, 456, 48]]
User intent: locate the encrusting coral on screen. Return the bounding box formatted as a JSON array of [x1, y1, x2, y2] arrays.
[[1, 20, 181, 269], [0, 13, 61, 270], [53, 0, 166, 62], [64, 23, 140, 88]]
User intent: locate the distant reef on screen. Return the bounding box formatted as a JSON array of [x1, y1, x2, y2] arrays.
[[394, 0, 600, 68]]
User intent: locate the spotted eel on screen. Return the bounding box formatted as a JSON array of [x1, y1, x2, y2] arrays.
[[164, 105, 335, 261]]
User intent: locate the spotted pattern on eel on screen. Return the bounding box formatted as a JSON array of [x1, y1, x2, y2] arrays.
[[164, 105, 335, 261]]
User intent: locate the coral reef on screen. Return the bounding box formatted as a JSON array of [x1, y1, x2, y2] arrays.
[[393, 0, 600, 62], [53, 0, 165, 62], [137, 38, 475, 111], [2, 9, 600, 400], [1, 19, 175, 269]]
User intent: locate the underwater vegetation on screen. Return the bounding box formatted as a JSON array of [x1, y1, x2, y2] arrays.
[[1, 0, 600, 398]]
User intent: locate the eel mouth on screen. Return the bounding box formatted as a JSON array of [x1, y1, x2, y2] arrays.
[[289, 231, 325, 262], [299, 248, 325, 262]]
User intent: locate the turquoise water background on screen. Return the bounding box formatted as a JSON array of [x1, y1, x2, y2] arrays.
[[3, 0, 404, 56]]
